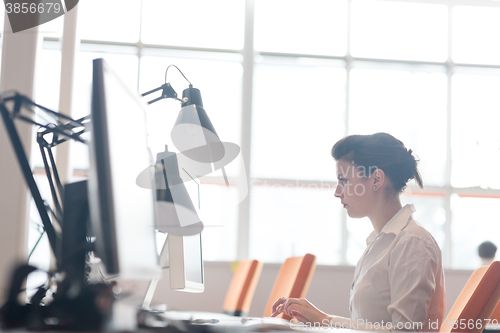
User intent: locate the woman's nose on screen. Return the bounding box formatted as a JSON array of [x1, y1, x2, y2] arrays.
[[334, 184, 343, 198]]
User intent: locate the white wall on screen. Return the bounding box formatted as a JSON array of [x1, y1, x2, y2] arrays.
[[151, 262, 473, 318], [0, 16, 41, 301]]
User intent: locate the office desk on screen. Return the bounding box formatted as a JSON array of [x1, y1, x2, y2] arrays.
[[139, 311, 366, 333]]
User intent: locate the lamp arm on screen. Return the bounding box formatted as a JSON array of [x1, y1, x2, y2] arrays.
[[141, 83, 182, 105], [38, 114, 90, 148], [0, 92, 89, 258], [22, 95, 82, 127], [5, 93, 83, 128], [36, 114, 89, 225], [0, 101, 59, 254], [141, 85, 164, 97], [38, 139, 64, 224]]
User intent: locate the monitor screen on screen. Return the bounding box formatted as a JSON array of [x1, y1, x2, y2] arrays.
[[88, 58, 160, 279], [183, 234, 203, 284]]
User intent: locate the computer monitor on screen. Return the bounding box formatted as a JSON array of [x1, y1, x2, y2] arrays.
[[141, 165, 205, 308], [168, 233, 204, 293], [141, 231, 204, 308], [166, 164, 204, 293], [88, 58, 160, 279]]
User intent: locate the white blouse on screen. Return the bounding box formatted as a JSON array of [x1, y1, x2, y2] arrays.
[[349, 204, 445, 332]]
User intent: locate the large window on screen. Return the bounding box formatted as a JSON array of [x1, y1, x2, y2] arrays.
[[29, 0, 500, 269]]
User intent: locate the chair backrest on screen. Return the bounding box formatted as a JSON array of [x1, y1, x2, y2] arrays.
[[484, 263, 500, 324], [222, 259, 263, 317], [440, 261, 500, 333], [263, 253, 317, 319], [489, 290, 500, 322]]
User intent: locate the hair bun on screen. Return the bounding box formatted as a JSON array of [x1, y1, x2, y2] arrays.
[[331, 133, 424, 192]]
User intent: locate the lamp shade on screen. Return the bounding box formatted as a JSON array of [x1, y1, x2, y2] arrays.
[[171, 87, 225, 163]]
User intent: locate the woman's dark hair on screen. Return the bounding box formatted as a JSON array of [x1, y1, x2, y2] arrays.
[[331, 132, 423, 192]]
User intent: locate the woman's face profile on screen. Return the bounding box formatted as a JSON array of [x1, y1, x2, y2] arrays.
[[334, 159, 373, 218]]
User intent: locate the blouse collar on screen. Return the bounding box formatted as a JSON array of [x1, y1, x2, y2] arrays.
[[366, 204, 416, 245]]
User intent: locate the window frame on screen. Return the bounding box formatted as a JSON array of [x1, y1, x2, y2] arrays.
[[41, 0, 500, 268]]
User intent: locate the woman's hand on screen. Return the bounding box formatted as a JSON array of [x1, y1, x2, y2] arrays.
[[271, 297, 330, 325]]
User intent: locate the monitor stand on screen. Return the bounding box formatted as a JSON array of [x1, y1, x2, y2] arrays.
[[142, 235, 169, 309]]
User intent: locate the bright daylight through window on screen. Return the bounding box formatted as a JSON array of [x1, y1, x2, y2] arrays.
[[26, 0, 500, 271]]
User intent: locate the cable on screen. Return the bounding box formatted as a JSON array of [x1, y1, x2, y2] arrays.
[[165, 65, 192, 86]]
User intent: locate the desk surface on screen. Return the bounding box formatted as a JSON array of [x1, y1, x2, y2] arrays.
[[147, 311, 363, 333]]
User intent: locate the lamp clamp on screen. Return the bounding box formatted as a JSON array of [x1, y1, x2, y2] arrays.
[[141, 65, 195, 105], [162, 83, 177, 99]]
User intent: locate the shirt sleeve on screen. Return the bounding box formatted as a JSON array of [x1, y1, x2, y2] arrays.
[[387, 235, 440, 332]]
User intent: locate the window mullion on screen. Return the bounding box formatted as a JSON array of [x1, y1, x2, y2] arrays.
[[237, 0, 255, 260], [444, 3, 453, 268]]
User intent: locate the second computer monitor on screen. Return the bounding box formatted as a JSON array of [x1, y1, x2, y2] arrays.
[[168, 233, 204, 292]]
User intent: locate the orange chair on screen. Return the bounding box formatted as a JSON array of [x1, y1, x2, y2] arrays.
[[263, 253, 317, 320], [487, 264, 500, 324], [489, 294, 500, 323], [440, 261, 500, 333], [223, 259, 263, 317]]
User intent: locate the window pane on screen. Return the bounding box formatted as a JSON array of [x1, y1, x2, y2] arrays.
[[252, 57, 345, 181], [39, 13, 63, 38], [31, 45, 62, 168], [401, 194, 446, 252], [451, 196, 500, 269], [69, 140, 90, 178], [34, 45, 62, 111], [139, 50, 242, 177], [199, 184, 238, 261], [26, 174, 53, 295], [254, 0, 348, 56], [77, 0, 141, 43], [451, 71, 500, 189], [349, 64, 447, 187], [250, 184, 341, 265], [453, 6, 500, 65], [70, 46, 139, 172], [351, 0, 447, 62], [141, 0, 244, 50], [72, 46, 138, 118]]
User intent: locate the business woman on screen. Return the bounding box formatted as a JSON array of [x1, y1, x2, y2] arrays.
[[272, 133, 445, 332]]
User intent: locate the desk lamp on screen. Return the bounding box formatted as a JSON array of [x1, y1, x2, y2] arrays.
[[153, 145, 204, 236], [140, 65, 237, 235], [141, 65, 224, 162]]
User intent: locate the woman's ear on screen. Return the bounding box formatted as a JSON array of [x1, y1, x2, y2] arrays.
[[372, 169, 386, 190]]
